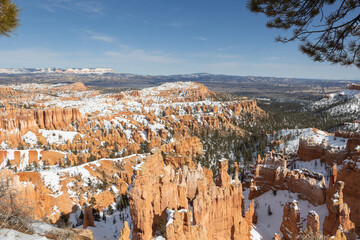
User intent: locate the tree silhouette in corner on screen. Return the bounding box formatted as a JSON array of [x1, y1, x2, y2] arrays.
[[0, 0, 20, 37], [248, 0, 360, 68]]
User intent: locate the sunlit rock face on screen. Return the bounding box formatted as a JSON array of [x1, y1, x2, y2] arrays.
[[0, 81, 265, 239], [129, 153, 254, 240]]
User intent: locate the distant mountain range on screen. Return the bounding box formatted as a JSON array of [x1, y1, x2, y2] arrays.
[[0, 68, 359, 101], [0, 68, 115, 75]]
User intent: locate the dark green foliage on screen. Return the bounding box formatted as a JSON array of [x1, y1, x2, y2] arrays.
[[89, 197, 96, 206], [57, 212, 70, 228], [102, 212, 106, 222], [157, 217, 167, 238], [17, 143, 24, 150], [88, 154, 97, 162], [116, 194, 129, 211], [107, 205, 114, 215], [140, 141, 149, 153], [267, 205, 272, 216], [248, 0, 360, 68], [258, 101, 358, 132], [93, 209, 101, 222], [0, 0, 20, 37]]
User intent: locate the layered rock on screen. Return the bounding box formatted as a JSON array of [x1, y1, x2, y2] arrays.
[[337, 157, 360, 235], [249, 152, 326, 206], [83, 205, 95, 229], [118, 221, 131, 240], [0, 107, 84, 147], [161, 136, 203, 169], [129, 151, 253, 240], [297, 136, 347, 165], [280, 200, 301, 240], [55, 82, 88, 92], [306, 211, 320, 235], [0, 154, 140, 223], [324, 165, 356, 239]]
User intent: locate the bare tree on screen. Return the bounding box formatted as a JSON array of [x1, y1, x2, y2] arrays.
[[0, 171, 33, 234]]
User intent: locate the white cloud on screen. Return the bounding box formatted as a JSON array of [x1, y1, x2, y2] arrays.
[[37, 0, 103, 14], [105, 49, 181, 64], [84, 30, 115, 43]]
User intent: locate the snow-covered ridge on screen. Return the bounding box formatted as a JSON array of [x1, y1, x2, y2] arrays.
[[0, 68, 115, 75], [307, 86, 360, 117]]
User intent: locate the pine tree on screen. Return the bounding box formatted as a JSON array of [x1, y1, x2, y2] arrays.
[[248, 0, 360, 68], [0, 0, 20, 37], [267, 205, 273, 216]]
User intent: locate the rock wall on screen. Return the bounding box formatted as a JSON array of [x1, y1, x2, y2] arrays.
[[129, 151, 253, 240], [324, 165, 356, 239], [0, 107, 84, 147], [335, 160, 360, 236], [249, 152, 327, 206], [280, 200, 301, 240], [306, 211, 320, 235], [297, 138, 347, 165]]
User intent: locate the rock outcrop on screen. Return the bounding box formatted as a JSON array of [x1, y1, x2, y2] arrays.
[[280, 200, 301, 240], [249, 152, 326, 206], [306, 211, 320, 235], [129, 151, 253, 240], [83, 205, 95, 229], [324, 165, 356, 239], [337, 157, 360, 235], [0, 107, 84, 147], [118, 221, 131, 240], [297, 136, 347, 165]]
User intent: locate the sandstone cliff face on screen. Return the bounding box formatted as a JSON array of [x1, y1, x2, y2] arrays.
[[280, 200, 301, 240], [337, 158, 360, 235], [297, 137, 347, 165], [306, 211, 320, 235], [0, 107, 84, 147], [249, 152, 326, 206], [129, 151, 253, 240], [83, 205, 95, 229], [118, 221, 131, 240], [0, 154, 140, 223], [324, 165, 356, 239], [161, 136, 203, 169], [55, 82, 88, 92], [0, 82, 268, 239]]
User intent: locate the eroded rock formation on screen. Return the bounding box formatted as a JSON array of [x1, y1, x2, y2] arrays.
[[249, 152, 326, 206], [129, 151, 253, 240], [280, 200, 301, 240], [324, 165, 356, 239]]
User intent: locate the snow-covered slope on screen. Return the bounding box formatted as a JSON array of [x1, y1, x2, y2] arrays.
[[307, 85, 360, 118], [243, 189, 328, 240]]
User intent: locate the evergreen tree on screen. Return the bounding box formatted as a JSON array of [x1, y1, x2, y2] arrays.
[[248, 0, 360, 68], [0, 0, 20, 37]]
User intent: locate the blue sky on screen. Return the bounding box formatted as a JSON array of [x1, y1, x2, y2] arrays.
[[0, 0, 359, 80]]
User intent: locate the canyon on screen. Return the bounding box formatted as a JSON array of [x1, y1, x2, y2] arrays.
[[0, 81, 359, 240]]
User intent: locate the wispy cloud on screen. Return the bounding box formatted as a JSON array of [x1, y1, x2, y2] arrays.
[[194, 36, 207, 41], [84, 30, 115, 43], [83, 30, 181, 64], [37, 0, 103, 14], [168, 22, 183, 27], [216, 45, 238, 51], [105, 50, 181, 64]]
